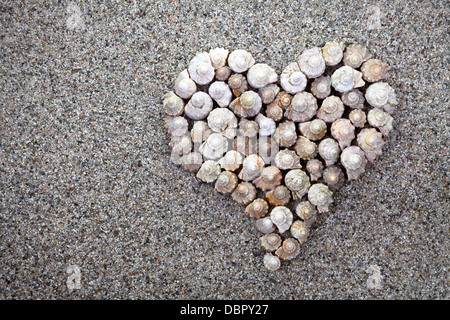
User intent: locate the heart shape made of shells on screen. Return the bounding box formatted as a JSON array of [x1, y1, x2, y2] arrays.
[[163, 43, 397, 271]]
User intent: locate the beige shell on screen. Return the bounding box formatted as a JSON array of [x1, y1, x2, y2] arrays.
[[311, 76, 331, 99], [185, 92, 214, 120], [266, 185, 291, 206], [163, 91, 184, 116], [191, 121, 212, 144], [367, 108, 394, 136], [340, 146, 367, 180], [317, 95, 345, 123], [258, 84, 280, 104], [257, 136, 278, 164], [280, 62, 307, 94], [231, 182, 257, 205], [263, 252, 281, 271], [255, 114, 276, 137], [165, 116, 189, 137], [238, 119, 259, 138], [307, 183, 333, 213], [238, 154, 265, 181], [199, 133, 228, 160], [170, 134, 192, 164], [322, 165, 345, 191], [294, 136, 318, 160], [256, 217, 276, 234], [290, 220, 309, 244], [331, 118, 356, 150], [343, 44, 372, 69], [273, 91, 293, 110], [209, 48, 229, 69], [229, 91, 262, 118], [331, 66, 365, 93], [357, 128, 385, 162], [361, 58, 389, 82], [228, 73, 248, 97], [348, 109, 367, 128], [218, 150, 244, 171], [365, 82, 398, 114], [270, 206, 294, 233], [306, 159, 324, 181], [341, 89, 365, 109], [207, 108, 237, 139], [274, 149, 302, 170], [233, 135, 257, 156], [265, 102, 284, 122], [246, 198, 270, 219], [318, 138, 341, 166], [285, 169, 311, 200], [175, 69, 197, 99], [295, 201, 317, 221], [321, 41, 344, 66], [285, 92, 318, 122], [260, 233, 282, 252], [299, 119, 327, 141], [196, 160, 221, 183], [180, 152, 203, 173], [275, 237, 301, 260], [297, 47, 326, 78], [215, 66, 232, 81], [227, 49, 255, 73], [215, 171, 238, 194], [273, 121, 297, 147], [247, 63, 278, 88], [253, 166, 282, 191], [188, 52, 215, 85], [208, 81, 233, 107]]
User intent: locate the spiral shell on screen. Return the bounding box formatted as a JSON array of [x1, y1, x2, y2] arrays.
[[263, 253, 281, 271], [365, 82, 398, 114], [317, 95, 345, 123], [294, 136, 318, 160], [348, 109, 367, 128], [361, 58, 389, 82], [266, 185, 291, 206], [215, 171, 238, 194], [253, 166, 282, 191], [165, 116, 189, 137], [340, 146, 367, 180], [290, 220, 309, 244], [280, 62, 307, 94], [180, 152, 203, 173], [188, 52, 215, 85], [255, 114, 276, 137], [306, 159, 324, 181], [170, 134, 192, 164], [285, 169, 311, 200], [229, 91, 262, 118], [367, 108, 394, 136], [273, 121, 297, 148], [311, 76, 331, 99], [273, 91, 293, 110], [331, 118, 356, 150], [207, 108, 237, 139], [285, 92, 318, 122], [258, 84, 280, 104], [308, 183, 333, 213], [191, 121, 212, 144], [233, 135, 257, 156], [163, 91, 184, 116], [199, 132, 228, 160], [238, 119, 259, 138], [208, 81, 233, 108], [238, 154, 265, 181], [274, 149, 302, 170], [218, 150, 244, 171], [295, 201, 317, 221], [331, 66, 365, 93], [175, 69, 197, 99], [215, 66, 232, 81], [227, 49, 255, 73], [256, 217, 276, 234], [231, 182, 257, 205], [275, 237, 301, 260], [322, 165, 345, 191], [246, 198, 269, 219], [299, 119, 327, 141], [265, 102, 284, 122], [357, 128, 385, 162], [209, 47, 229, 69], [270, 206, 294, 233], [260, 233, 282, 252], [341, 89, 365, 109], [298, 47, 326, 78], [228, 73, 248, 97], [185, 92, 214, 120], [318, 138, 340, 166], [343, 44, 372, 69], [196, 160, 221, 183], [321, 41, 344, 66], [247, 63, 278, 88]]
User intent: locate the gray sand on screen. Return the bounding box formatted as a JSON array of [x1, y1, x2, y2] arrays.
[[0, 0, 448, 299]]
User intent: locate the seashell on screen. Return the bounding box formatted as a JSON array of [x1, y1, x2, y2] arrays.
[[191, 121, 212, 144], [263, 253, 281, 271], [231, 182, 257, 205], [316, 95, 345, 123], [357, 128, 385, 162], [199, 133, 228, 160], [170, 134, 192, 164], [266, 185, 291, 206], [238, 119, 259, 138], [260, 233, 282, 252], [208, 81, 233, 107], [257, 136, 278, 164], [331, 118, 356, 150], [229, 91, 262, 118], [265, 102, 284, 122], [215, 171, 238, 194], [290, 220, 309, 244], [295, 201, 317, 221], [174, 70, 197, 99], [270, 206, 293, 233], [306, 159, 324, 181], [163, 91, 184, 116], [185, 92, 214, 120], [307, 183, 333, 213], [180, 152, 203, 173], [228, 73, 248, 97], [321, 41, 344, 66], [297, 47, 326, 78], [187, 52, 215, 85], [215, 66, 232, 81], [196, 160, 221, 183], [209, 48, 229, 69], [280, 62, 307, 94], [246, 198, 269, 219], [294, 136, 318, 160], [311, 76, 331, 99], [274, 149, 302, 170], [233, 135, 257, 156], [247, 63, 278, 89], [273, 120, 297, 148], [367, 108, 394, 136], [340, 146, 367, 180], [365, 82, 398, 114], [273, 91, 293, 110], [165, 116, 189, 137], [227, 49, 255, 73], [258, 84, 280, 104], [218, 150, 244, 171], [256, 217, 276, 234], [285, 92, 318, 122], [361, 58, 389, 82], [238, 154, 265, 181], [341, 89, 365, 109], [253, 166, 282, 191], [207, 108, 237, 139], [343, 44, 372, 69], [318, 138, 341, 166], [285, 169, 311, 200], [255, 114, 276, 137], [322, 165, 345, 191], [331, 66, 365, 93], [299, 119, 327, 141], [275, 237, 301, 260], [348, 109, 367, 128]]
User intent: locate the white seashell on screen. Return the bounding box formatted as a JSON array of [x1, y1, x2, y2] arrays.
[[365, 82, 398, 114], [209, 48, 229, 69], [266, 185, 291, 206], [348, 109, 367, 128], [361, 58, 389, 82], [180, 152, 203, 173], [280, 62, 307, 94], [185, 92, 213, 120], [256, 217, 276, 234], [285, 92, 318, 122], [297, 47, 326, 78], [290, 220, 309, 244], [218, 150, 244, 171], [215, 66, 232, 81], [274, 149, 302, 170], [207, 108, 237, 139], [229, 91, 262, 118], [294, 136, 318, 160], [215, 171, 238, 194], [247, 63, 278, 89], [299, 119, 327, 141], [257, 136, 278, 164], [343, 44, 372, 69], [199, 133, 228, 160], [275, 238, 301, 260], [295, 201, 317, 221], [285, 169, 311, 200], [255, 114, 276, 137], [357, 128, 385, 162], [340, 146, 367, 180], [163, 91, 184, 116], [170, 134, 192, 164], [253, 166, 282, 191], [187, 52, 215, 85], [246, 198, 269, 219], [331, 118, 356, 150], [231, 182, 256, 205], [316, 95, 345, 123], [228, 73, 248, 97], [270, 206, 293, 233], [208, 81, 232, 107], [174, 69, 197, 99], [258, 84, 280, 104], [306, 159, 324, 181], [367, 108, 394, 136], [238, 118, 259, 138], [227, 49, 255, 73], [191, 121, 212, 144], [165, 116, 189, 137], [341, 89, 365, 109], [196, 160, 221, 183], [238, 154, 265, 181], [322, 165, 345, 191], [263, 253, 281, 271], [307, 183, 333, 213], [321, 41, 344, 66], [273, 120, 297, 147], [260, 233, 282, 252], [311, 76, 331, 99], [318, 138, 341, 166], [331, 66, 365, 93]]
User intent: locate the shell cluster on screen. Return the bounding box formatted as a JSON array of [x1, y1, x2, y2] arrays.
[[163, 44, 397, 271]]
